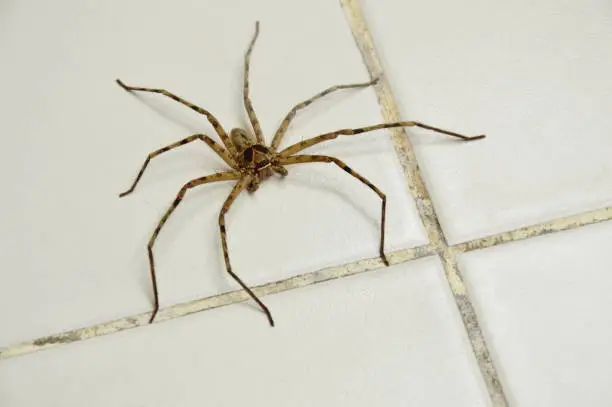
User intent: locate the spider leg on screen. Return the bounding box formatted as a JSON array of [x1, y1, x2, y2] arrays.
[[116, 79, 239, 157], [219, 175, 275, 326], [278, 154, 390, 267], [270, 77, 379, 151], [120, 134, 238, 197], [146, 170, 241, 323], [243, 21, 265, 143], [280, 121, 486, 156]]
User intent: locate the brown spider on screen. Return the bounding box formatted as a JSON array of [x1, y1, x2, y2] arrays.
[[117, 21, 485, 326]]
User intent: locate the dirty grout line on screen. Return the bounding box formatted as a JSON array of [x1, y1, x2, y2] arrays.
[[3, 203, 609, 363], [0, 245, 434, 360], [451, 206, 612, 254], [340, 1, 510, 406]]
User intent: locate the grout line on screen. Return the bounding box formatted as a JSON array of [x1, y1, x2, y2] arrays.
[[451, 205, 612, 254], [340, 1, 509, 406], [4, 204, 609, 364], [0, 245, 435, 360], [3, 204, 608, 364], [4, 202, 609, 363]]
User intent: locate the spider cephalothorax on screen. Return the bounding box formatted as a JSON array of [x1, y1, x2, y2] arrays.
[[230, 128, 287, 192], [117, 21, 485, 326]]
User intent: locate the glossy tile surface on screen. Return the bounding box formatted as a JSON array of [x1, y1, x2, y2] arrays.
[[1, 259, 488, 407], [0, 0, 426, 345], [2, 1, 611, 406], [363, 0, 612, 243], [461, 221, 612, 406]]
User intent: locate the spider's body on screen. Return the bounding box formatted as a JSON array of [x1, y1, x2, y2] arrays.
[[230, 127, 286, 192], [117, 22, 485, 326]]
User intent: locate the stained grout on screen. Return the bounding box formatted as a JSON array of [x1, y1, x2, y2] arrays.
[[339, 1, 509, 405], [450, 206, 612, 254], [0, 245, 435, 360], [1, 202, 610, 362]]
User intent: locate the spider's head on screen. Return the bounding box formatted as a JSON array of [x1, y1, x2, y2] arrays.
[[229, 128, 286, 179], [230, 128, 256, 153]]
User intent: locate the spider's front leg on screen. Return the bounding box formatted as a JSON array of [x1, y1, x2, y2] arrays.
[[270, 77, 380, 150], [243, 22, 265, 144], [119, 134, 237, 197], [280, 121, 485, 156], [115, 79, 239, 158]]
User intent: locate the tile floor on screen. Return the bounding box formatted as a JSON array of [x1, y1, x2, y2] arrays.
[[1, 0, 610, 406]]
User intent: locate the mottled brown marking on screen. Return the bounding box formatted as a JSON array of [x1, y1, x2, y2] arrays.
[[252, 144, 269, 154], [243, 146, 254, 163]]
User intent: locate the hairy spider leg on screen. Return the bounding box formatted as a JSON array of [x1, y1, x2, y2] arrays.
[[270, 77, 380, 150], [280, 121, 485, 157], [219, 175, 275, 326], [243, 21, 265, 144], [146, 170, 241, 323], [119, 134, 237, 197], [116, 79, 239, 158]]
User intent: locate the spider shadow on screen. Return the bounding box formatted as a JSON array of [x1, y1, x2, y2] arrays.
[[121, 83, 261, 147], [122, 83, 391, 318], [232, 96, 254, 135], [121, 89, 215, 136], [207, 170, 383, 319], [147, 170, 382, 318], [138, 157, 230, 192], [233, 71, 381, 146], [274, 171, 380, 232], [133, 181, 235, 306]]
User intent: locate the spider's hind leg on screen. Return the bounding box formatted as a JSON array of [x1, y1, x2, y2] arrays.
[[278, 154, 390, 267]]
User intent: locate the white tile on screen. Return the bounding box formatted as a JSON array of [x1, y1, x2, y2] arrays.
[[363, 0, 612, 243], [460, 222, 612, 406], [0, 0, 427, 345], [0, 259, 487, 407]]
